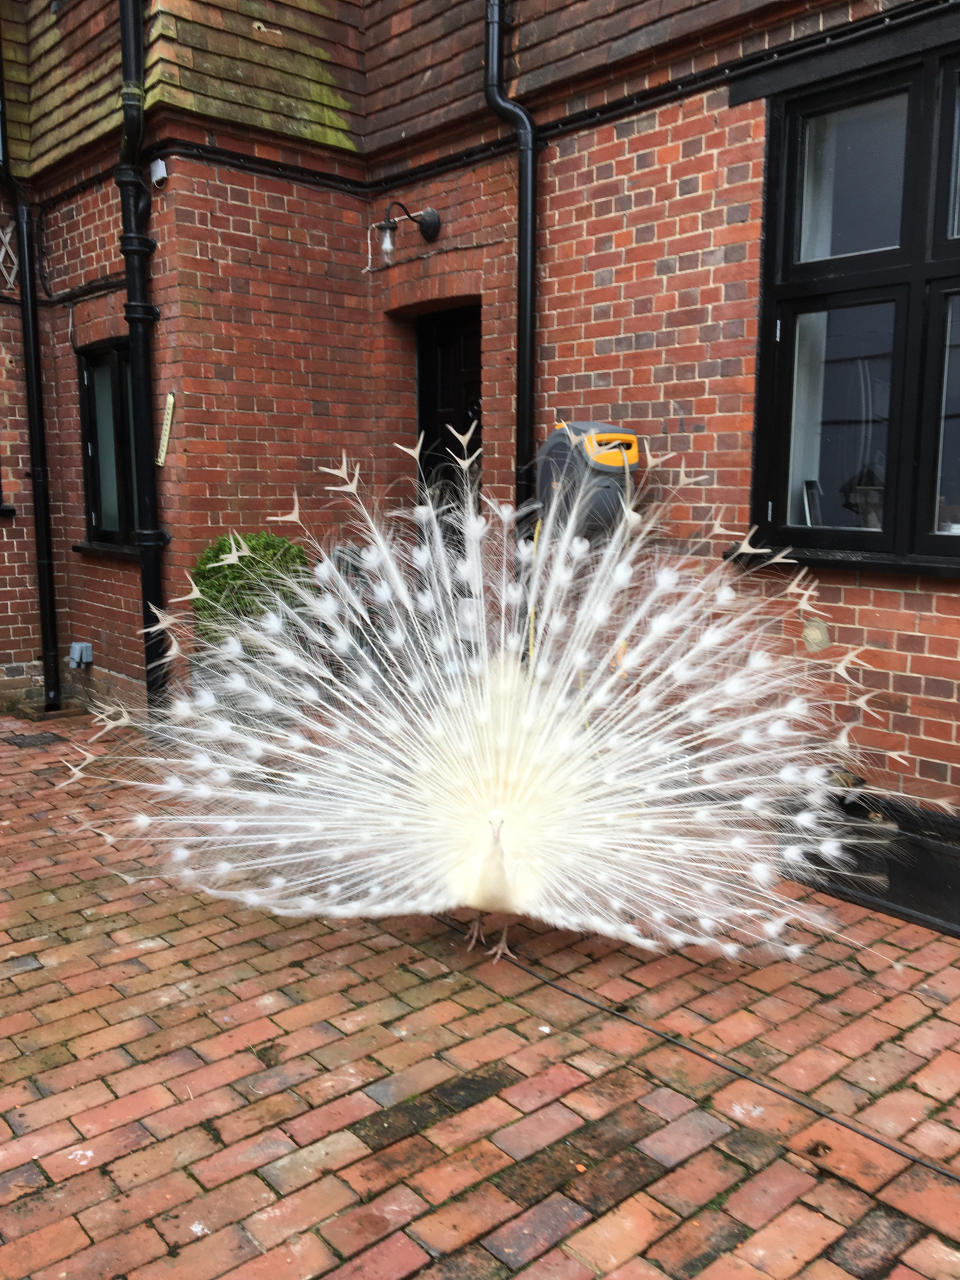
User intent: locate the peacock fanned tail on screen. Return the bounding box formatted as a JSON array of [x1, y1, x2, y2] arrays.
[[79, 451, 885, 960]]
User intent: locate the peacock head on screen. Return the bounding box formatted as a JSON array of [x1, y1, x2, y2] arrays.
[[489, 810, 505, 845]]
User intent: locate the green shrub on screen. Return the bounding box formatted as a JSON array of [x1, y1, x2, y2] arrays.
[[191, 531, 309, 642]]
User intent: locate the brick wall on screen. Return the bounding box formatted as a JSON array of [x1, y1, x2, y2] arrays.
[[3, 0, 957, 804], [535, 89, 960, 803], [0, 197, 40, 700]]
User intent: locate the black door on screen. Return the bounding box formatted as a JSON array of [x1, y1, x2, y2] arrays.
[[417, 305, 481, 494]]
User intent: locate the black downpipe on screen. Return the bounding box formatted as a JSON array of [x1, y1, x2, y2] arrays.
[[117, 0, 167, 705], [484, 0, 536, 509], [0, 48, 61, 710]]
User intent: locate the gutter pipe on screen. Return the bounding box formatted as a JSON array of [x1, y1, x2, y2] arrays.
[[484, 0, 537, 509], [0, 44, 61, 710], [117, 0, 167, 706]]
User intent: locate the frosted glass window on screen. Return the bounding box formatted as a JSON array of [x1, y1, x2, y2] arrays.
[[92, 364, 120, 534], [787, 303, 894, 529], [799, 95, 907, 261]]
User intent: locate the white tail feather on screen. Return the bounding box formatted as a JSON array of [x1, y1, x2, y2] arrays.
[[77, 462, 886, 960]]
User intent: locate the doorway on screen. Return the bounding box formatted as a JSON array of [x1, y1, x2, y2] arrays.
[[416, 304, 481, 494]]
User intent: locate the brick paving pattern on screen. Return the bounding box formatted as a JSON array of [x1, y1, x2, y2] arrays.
[[1, 713, 959, 1279]]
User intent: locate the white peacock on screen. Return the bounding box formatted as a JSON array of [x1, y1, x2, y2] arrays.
[[81, 442, 882, 961]]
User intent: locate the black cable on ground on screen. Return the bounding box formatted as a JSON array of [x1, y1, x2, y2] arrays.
[[437, 915, 960, 1188]]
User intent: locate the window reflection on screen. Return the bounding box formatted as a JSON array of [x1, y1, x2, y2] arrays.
[[936, 296, 960, 533], [799, 95, 907, 261], [787, 303, 894, 529]]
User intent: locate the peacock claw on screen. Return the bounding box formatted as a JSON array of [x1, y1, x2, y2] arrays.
[[465, 918, 485, 951], [486, 926, 516, 964]]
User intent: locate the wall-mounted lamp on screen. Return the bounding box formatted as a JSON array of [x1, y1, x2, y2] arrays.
[[375, 201, 441, 265]]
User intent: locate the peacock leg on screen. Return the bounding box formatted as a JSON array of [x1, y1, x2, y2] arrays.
[[465, 916, 485, 950], [486, 924, 516, 963]]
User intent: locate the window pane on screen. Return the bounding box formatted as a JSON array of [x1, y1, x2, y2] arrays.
[[124, 359, 139, 529], [935, 296, 960, 533], [799, 95, 907, 261], [951, 89, 960, 239], [92, 364, 120, 533], [787, 302, 894, 530]]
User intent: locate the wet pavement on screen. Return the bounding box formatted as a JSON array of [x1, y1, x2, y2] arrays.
[[1, 712, 959, 1280]]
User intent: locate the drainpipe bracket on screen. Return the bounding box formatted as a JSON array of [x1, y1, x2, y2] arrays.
[[124, 300, 160, 323], [130, 527, 171, 548], [119, 231, 156, 255]]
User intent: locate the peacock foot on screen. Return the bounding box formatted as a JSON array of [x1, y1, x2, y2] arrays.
[[486, 925, 516, 964], [465, 917, 486, 951]]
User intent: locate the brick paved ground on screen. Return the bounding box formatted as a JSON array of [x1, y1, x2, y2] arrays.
[[2, 712, 960, 1280]]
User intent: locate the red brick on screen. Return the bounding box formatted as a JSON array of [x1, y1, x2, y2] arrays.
[[191, 1126, 298, 1189], [520, 1249, 595, 1279], [424, 1096, 521, 1154], [40, 1121, 153, 1181], [0, 1215, 90, 1279], [787, 1118, 911, 1192], [649, 1148, 745, 1217], [0, 1121, 80, 1177], [297, 1058, 388, 1108], [646, 1209, 749, 1277], [900, 1234, 960, 1280], [126, 1224, 259, 1280], [409, 1182, 520, 1252], [909, 1049, 960, 1102], [361, 1056, 456, 1107], [32, 1224, 167, 1280], [324, 1231, 430, 1280], [320, 1185, 427, 1256], [78, 1170, 198, 1241], [219, 1232, 337, 1280], [193, 1016, 282, 1062], [282, 1089, 378, 1146], [443, 1027, 528, 1069], [110, 1126, 219, 1190], [340, 1135, 440, 1197], [107, 1049, 203, 1098], [244, 1175, 358, 1249], [565, 1192, 679, 1271], [724, 1160, 817, 1229], [712, 1081, 813, 1136], [408, 1138, 514, 1204], [4, 1081, 112, 1135], [637, 1108, 731, 1169], [260, 1129, 370, 1194], [878, 1165, 960, 1240], [770, 1047, 849, 1092], [483, 1193, 592, 1267], [638, 1087, 697, 1120], [492, 1102, 584, 1159], [0, 1169, 112, 1240], [154, 1173, 275, 1246], [73, 1083, 177, 1137], [500, 1063, 590, 1113], [799, 1177, 874, 1228], [561, 1068, 650, 1120], [733, 1204, 846, 1277], [166, 1052, 262, 1101]]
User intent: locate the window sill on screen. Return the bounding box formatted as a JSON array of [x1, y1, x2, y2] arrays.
[[73, 540, 140, 562], [726, 542, 960, 580]]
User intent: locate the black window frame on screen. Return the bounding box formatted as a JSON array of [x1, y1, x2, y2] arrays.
[[78, 339, 138, 550], [752, 46, 960, 576]]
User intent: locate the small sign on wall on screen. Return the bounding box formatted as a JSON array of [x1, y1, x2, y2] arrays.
[[156, 392, 175, 465]]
